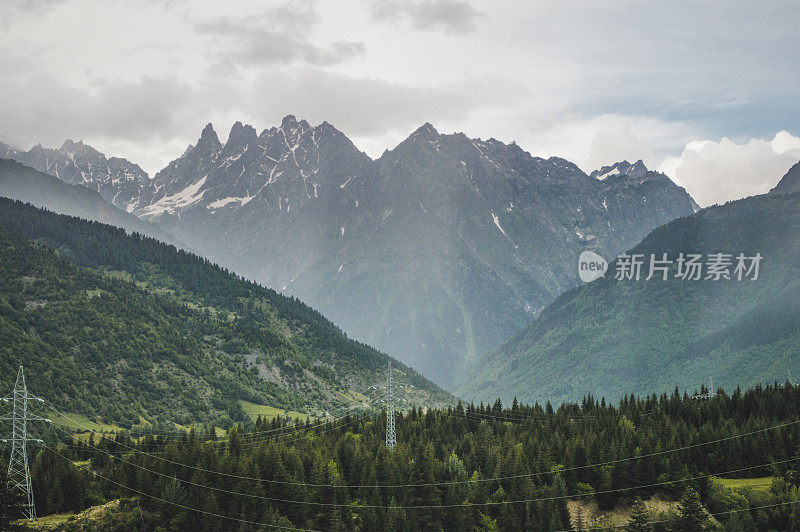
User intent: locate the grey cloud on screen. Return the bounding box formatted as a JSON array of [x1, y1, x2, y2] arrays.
[[247, 68, 523, 137], [2, 0, 66, 28], [0, 75, 191, 149], [197, 7, 364, 71], [0, 66, 522, 171], [266, 0, 320, 31], [370, 0, 481, 34]]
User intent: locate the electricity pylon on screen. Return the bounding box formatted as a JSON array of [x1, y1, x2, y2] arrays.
[[385, 362, 396, 449], [1, 366, 50, 522], [368, 362, 413, 450], [693, 377, 716, 400]]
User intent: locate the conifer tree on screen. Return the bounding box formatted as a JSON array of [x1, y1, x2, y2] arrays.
[[678, 487, 707, 530], [0, 467, 25, 529], [627, 498, 651, 532]]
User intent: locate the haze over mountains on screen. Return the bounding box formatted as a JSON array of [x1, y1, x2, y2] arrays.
[[1, 138, 149, 212], [459, 164, 800, 404], [0, 198, 449, 427], [0, 158, 172, 243], [1, 116, 699, 388]]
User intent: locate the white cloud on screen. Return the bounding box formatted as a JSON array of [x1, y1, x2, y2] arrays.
[[587, 120, 653, 171], [658, 132, 800, 207], [500, 114, 697, 175]]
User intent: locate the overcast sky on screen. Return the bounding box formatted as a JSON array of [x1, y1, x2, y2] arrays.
[[2, 0, 799, 206]]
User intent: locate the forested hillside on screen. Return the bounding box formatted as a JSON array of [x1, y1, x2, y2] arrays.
[[0, 198, 450, 429], [13, 382, 800, 530], [459, 190, 800, 406]]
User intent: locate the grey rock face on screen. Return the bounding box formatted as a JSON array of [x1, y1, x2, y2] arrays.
[[127, 117, 698, 387], [4, 139, 149, 212], [3, 118, 699, 388], [590, 159, 650, 180]]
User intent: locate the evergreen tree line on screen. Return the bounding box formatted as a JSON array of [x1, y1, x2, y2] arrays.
[[7, 381, 800, 530]]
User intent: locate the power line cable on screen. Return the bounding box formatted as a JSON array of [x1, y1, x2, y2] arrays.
[[42, 443, 319, 532], [41, 432, 796, 510], [46, 403, 800, 489]]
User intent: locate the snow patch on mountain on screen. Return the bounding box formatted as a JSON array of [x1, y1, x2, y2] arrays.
[[491, 211, 508, 237], [142, 176, 207, 216], [207, 195, 255, 210], [596, 167, 620, 180]]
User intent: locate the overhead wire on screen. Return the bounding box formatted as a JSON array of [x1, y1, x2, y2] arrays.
[[41, 431, 796, 510], [43, 410, 800, 491]]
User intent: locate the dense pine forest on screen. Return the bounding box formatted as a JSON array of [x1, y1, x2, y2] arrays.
[[4, 382, 800, 530]]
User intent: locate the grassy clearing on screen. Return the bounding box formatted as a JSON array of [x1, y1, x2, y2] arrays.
[[50, 412, 124, 434], [337, 388, 371, 406], [567, 495, 682, 529], [238, 400, 313, 422], [715, 476, 774, 491], [15, 511, 75, 529], [15, 499, 139, 530]]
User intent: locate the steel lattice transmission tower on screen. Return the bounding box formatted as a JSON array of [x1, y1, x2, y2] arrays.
[[367, 362, 413, 450], [1, 366, 50, 522], [385, 362, 396, 449]]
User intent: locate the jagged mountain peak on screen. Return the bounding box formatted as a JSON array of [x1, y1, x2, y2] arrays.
[[226, 121, 258, 147], [6, 116, 701, 388], [60, 138, 85, 150], [201, 122, 216, 136], [547, 156, 586, 174], [2, 139, 150, 213], [388, 123, 443, 157], [591, 159, 649, 180], [411, 122, 440, 140], [278, 114, 312, 133], [198, 122, 222, 149], [314, 120, 348, 140], [107, 155, 147, 172], [183, 124, 222, 160], [275, 114, 314, 147], [281, 114, 298, 127], [59, 138, 105, 160]]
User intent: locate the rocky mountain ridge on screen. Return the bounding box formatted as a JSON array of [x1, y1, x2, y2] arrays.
[[2, 118, 700, 387]]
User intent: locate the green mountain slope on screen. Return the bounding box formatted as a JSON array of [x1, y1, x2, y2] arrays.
[[0, 199, 450, 429], [457, 190, 800, 405]]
